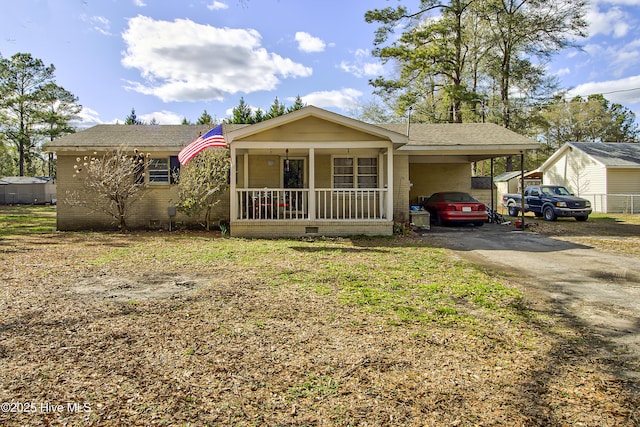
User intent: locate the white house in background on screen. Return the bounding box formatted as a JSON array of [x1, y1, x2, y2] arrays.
[[539, 142, 640, 213]]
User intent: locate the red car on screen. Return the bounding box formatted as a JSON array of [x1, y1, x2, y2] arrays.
[[421, 192, 487, 226]]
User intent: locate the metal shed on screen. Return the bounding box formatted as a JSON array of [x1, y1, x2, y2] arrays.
[[0, 176, 57, 204]]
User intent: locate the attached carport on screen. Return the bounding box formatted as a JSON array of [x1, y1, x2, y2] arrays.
[[381, 123, 540, 218]]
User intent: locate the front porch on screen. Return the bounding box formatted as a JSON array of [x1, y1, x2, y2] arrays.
[[232, 188, 392, 237], [223, 107, 409, 238]]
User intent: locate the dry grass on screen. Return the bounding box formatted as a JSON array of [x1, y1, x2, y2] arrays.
[[0, 207, 639, 426]]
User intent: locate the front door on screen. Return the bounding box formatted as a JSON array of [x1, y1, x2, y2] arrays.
[[283, 159, 304, 213], [284, 159, 304, 189]]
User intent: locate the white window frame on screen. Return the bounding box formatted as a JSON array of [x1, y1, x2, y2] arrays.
[[148, 158, 170, 183], [331, 156, 378, 189]]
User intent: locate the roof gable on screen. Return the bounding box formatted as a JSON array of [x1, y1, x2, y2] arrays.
[[226, 106, 408, 145], [540, 142, 640, 171]]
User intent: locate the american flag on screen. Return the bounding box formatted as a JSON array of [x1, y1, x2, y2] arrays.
[[178, 124, 227, 165]]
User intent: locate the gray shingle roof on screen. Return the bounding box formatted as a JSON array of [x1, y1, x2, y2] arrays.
[[0, 176, 53, 184], [44, 125, 241, 151], [380, 122, 536, 147], [570, 142, 640, 167], [45, 121, 537, 152]]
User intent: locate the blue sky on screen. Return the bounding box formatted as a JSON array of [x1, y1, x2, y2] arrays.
[[1, 0, 639, 127]]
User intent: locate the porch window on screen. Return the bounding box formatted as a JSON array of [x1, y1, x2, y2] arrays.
[[333, 157, 378, 188], [357, 158, 378, 188]]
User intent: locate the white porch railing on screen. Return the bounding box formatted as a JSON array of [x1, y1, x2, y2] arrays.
[[235, 188, 387, 220], [315, 188, 386, 220]]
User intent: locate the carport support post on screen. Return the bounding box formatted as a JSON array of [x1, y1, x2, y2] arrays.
[[490, 157, 494, 221], [519, 151, 525, 229]]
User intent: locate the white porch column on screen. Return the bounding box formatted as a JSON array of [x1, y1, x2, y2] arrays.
[[308, 148, 315, 220], [386, 146, 394, 221], [230, 145, 237, 220], [243, 151, 249, 188]]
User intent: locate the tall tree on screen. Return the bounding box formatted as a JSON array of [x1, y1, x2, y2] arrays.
[[267, 97, 286, 119], [124, 107, 144, 125], [0, 53, 79, 176], [538, 94, 639, 153], [196, 109, 215, 125], [366, 0, 476, 123], [38, 82, 82, 176], [477, 0, 587, 130], [226, 97, 254, 124], [286, 95, 307, 113]]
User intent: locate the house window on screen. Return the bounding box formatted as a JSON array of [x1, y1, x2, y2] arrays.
[[147, 156, 180, 184], [333, 157, 378, 189], [333, 158, 354, 188], [357, 158, 378, 188], [169, 156, 180, 184], [149, 158, 169, 183]]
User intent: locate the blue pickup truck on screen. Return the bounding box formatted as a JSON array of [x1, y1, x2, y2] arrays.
[[502, 185, 592, 221]]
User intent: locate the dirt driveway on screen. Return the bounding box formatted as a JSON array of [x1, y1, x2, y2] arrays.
[[422, 222, 640, 368]]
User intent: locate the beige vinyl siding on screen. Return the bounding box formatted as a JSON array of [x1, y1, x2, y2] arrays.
[[237, 116, 383, 142], [608, 169, 640, 193], [605, 169, 640, 213], [314, 154, 331, 188], [248, 155, 281, 188], [544, 150, 606, 195]]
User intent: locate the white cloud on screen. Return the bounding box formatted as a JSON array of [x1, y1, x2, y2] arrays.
[[121, 16, 312, 103], [81, 15, 111, 36], [582, 39, 640, 78], [554, 67, 572, 77], [301, 88, 363, 109], [339, 49, 384, 78], [72, 106, 103, 128], [140, 110, 184, 125], [207, 1, 229, 11], [133, 0, 147, 7], [295, 32, 326, 53], [568, 75, 640, 106], [585, 4, 633, 38], [592, 0, 640, 5]]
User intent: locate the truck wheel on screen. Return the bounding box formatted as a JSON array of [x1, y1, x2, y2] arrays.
[[575, 215, 588, 222], [508, 205, 519, 217], [543, 206, 557, 221]]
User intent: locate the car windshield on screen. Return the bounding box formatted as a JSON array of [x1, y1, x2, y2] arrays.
[[439, 192, 478, 203], [541, 186, 571, 196]]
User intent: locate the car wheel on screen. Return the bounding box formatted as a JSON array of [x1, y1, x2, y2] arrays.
[[575, 215, 588, 222], [543, 206, 557, 221], [474, 221, 484, 227], [508, 205, 519, 217], [434, 213, 444, 226]]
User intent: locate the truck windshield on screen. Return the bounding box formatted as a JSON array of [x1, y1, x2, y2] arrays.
[[541, 186, 571, 196]]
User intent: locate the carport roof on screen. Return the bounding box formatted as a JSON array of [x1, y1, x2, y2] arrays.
[[382, 122, 539, 155]]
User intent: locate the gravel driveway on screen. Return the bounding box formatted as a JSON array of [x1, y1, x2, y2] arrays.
[[423, 223, 640, 369]]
